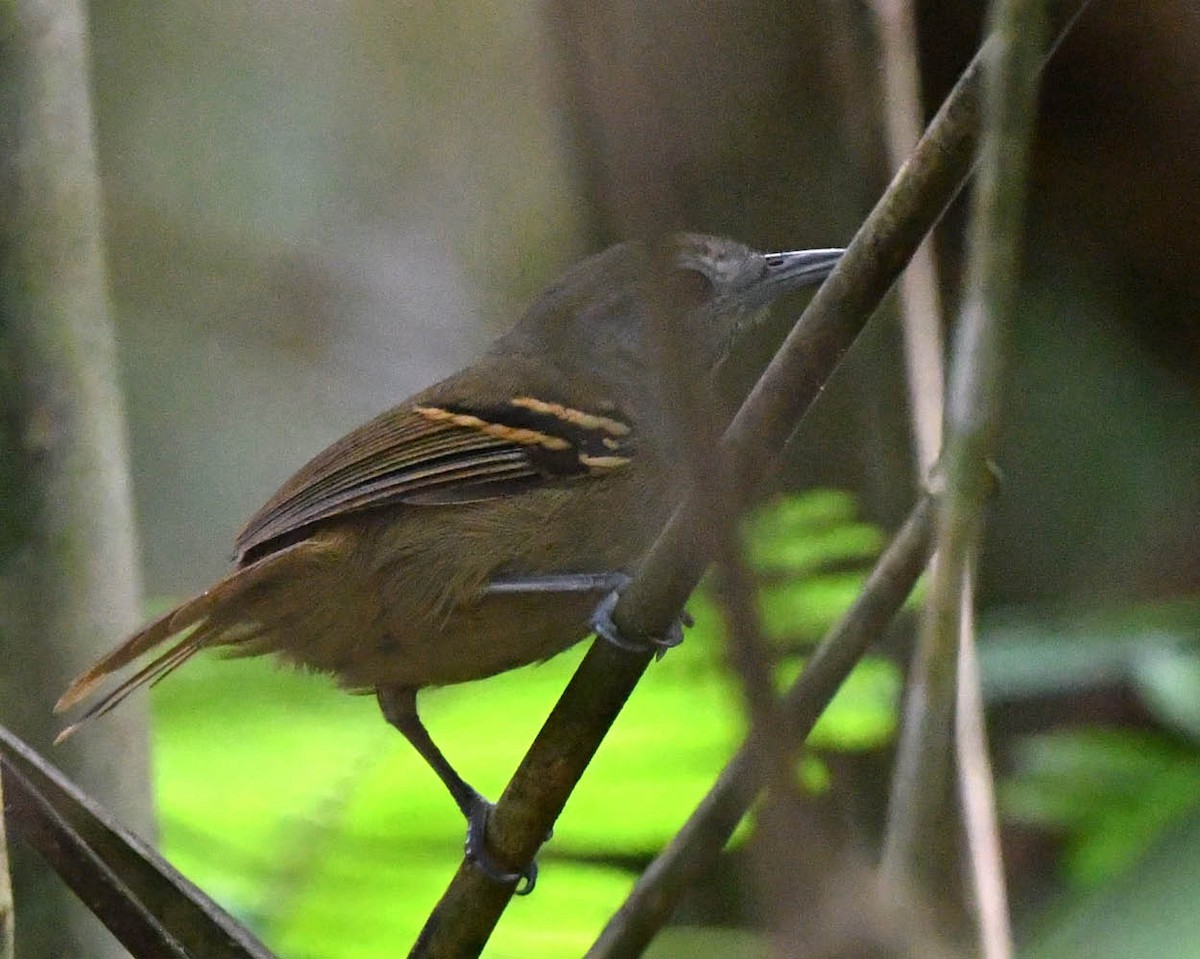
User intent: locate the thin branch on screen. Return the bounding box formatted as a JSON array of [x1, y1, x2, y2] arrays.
[[956, 562, 1012, 959], [872, 0, 946, 476], [711, 530, 786, 768], [587, 493, 937, 959], [873, 1, 1010, 947], [411, 2, 1090, 953], [708, 522, 797, 950], [0, 725, 276, 959], [881, 0, 1058, 944]]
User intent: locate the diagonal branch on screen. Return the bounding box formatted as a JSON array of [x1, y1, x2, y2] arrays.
[[410, 1, 1091, 954], [0, 724, 276, 959], [587, 493, 937, 958]]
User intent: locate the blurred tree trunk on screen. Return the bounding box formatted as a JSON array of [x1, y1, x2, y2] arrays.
[[0, 0, 154, 957]]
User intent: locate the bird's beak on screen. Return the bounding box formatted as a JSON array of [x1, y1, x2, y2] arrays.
[[709, 246, 846, 371], [760, 247, 844, 297]]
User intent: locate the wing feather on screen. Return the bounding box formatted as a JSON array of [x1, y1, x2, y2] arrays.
[[235, 395, 634, 563]]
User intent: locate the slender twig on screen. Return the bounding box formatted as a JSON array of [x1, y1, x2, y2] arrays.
[[411, 3, 1090, 954], [873, 1, 1009, 947], [587, 494, 937, 959], [872, 0, 946, 475], [708, 525, 796, 948], [881, 0, 1054, 947], [956, 562, 1012, 959], [712, 541, 788, 779]]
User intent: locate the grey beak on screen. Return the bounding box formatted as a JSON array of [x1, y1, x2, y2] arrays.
[[762, 247, 844, 293]]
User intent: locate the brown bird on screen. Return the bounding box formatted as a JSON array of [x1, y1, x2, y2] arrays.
[[56, 233, 841, 889]]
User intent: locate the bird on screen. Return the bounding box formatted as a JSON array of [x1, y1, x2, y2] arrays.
[[56, 233, 842, 889]]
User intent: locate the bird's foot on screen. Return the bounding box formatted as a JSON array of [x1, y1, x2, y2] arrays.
[[465, 798, 538, 895], [589, 577, 693, 660]]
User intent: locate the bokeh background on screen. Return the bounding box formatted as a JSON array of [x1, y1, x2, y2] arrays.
[[13, 0, 1200, 955]]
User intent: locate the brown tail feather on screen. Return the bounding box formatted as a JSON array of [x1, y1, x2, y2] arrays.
[[55, 591, 218, 713], [54, 538, 326, 733], [54, 631, 209, 743]]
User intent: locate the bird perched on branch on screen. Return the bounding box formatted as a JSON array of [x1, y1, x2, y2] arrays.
[[56, 233, 841, 890]]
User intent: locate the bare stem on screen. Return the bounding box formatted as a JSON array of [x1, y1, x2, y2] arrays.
[[872, 0, 946, 476], [956, 562, 1012, 959], [881, 0, 1060, 949], [872, 2, 1013, 950], [0, 0, 151, 954]]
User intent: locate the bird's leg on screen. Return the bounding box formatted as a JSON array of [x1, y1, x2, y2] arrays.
[[481, 572, 630, 595], [482, 571, 691, 655], [376, 685, 537, 894]]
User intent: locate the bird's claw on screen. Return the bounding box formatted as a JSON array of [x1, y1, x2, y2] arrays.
[[589, 585, 691, 661], [465, 800, 538, 895]]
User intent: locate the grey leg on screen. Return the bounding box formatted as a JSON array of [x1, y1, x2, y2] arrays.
[[481, 571, 630, 595], [376, 685, 537, 894]]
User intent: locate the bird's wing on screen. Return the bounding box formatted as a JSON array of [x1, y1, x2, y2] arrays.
[[235, 390, 634, 562]]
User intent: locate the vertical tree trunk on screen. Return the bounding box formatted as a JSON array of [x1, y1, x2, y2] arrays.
[[0, 0, 154, 956]]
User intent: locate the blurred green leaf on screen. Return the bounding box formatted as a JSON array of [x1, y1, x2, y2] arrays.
[[1131, 644, 1200, 741], [980, 597, 1200, 703], [798, 755, 831, 794], [743, 492, 882, 576], [1003, 727, 1200, 887], [1023, 805, 1200, 959], [775, 655, 901, 751], [757, 573, 872, 645]]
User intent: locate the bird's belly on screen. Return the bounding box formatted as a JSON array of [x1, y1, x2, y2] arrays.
[[269, 587, 600, 690], [378, 589, 599, 687]]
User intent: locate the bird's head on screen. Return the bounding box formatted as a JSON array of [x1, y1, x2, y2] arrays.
[[498, 233, 842, 405], [667, 233, 843, 369]]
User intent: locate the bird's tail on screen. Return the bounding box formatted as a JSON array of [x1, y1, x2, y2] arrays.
[[54, 539, 320, 742]]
